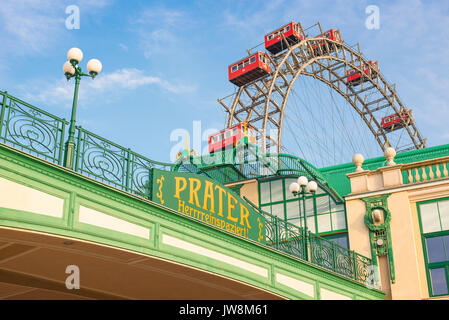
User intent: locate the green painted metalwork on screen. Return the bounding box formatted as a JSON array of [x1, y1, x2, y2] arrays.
[[228, 183, 243, 195], [361, 194, 395, 284], [0, 142, 385, 300], [74, 126, 174, 198], [0, 90, 67, 165], [309, 233, 375, 285], [416, 197, 449, 297], [258, 175, 347, 237], [0, 90, 175, 198], [175, 147, 343, 202], [64, 61, 96, 169], [0, 89, 380, 289], [244, 196, 378, 287]]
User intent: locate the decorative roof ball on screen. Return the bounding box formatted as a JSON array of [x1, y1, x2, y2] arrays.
[[384, 147, 397, 166], [352, 153, 364, 172]]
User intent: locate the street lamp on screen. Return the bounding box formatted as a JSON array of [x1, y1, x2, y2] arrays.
[[62, 48, 102, 169], [289, 176, 318, 260]]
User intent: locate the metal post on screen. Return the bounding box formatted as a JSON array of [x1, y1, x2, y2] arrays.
[[125, 148, 131, 191], [302, 187, 309, 261], [352, 251, 358, 281], [302, 187, 308, 233], [274, 217, 279, 249], [64, 74, 81, 169], [0, 91, 8, 139]]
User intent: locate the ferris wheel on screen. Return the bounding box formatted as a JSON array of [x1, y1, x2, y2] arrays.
[[217, 21, 426, 167]]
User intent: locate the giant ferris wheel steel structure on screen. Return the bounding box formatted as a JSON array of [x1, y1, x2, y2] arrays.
[[218, 22, 427, 157]]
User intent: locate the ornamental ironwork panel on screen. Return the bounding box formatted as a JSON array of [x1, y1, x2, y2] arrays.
[[73, 127, 174, 198], [354, 252, 378, 288], [74, 128, 129, 189], [276, 219, 307, 260], [309, 232, 377, 286], [0, 91, 67, 165], [256, 207, 307, 260], [309, 233, 354, 278], [244, 196, 378, 287], [128, 151, 174, 199]]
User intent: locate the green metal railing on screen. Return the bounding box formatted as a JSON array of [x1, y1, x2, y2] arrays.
[[0, 91, 67, 165], [73, 126, 174, 198], [244, 196, 379, 287], [0, 90, 175, 198], [0, 89, 379, 288], [309, 233, 375, 284]]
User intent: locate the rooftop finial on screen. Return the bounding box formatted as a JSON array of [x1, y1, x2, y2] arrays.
[[352, 153, 364, 172], [384, 147, 396, 166]]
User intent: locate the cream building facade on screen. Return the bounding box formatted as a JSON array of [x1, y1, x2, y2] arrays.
[[226, 144, 449, 300], [345, 149, 449, 299]]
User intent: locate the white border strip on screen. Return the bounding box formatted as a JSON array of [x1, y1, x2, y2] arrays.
[[276, 272, 315, 298], [79, 206, 149, 239], [162, 234, 268, 278], [320, 288, 352, 300]]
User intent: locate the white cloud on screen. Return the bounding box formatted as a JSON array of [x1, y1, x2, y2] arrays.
[[118, 43, 129, 51], [135, 7, 184, 27], [129, 7, 189, 58], [0, 0, 64, 53], [89, 68, 195, 93], [20, 68, 196, 109]]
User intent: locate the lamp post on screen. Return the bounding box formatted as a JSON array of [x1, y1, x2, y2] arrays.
[[62, 47, 102, 169], [289, 176, 318, 260]]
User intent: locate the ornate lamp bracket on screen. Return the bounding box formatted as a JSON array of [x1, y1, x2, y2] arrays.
[[361, 194, 395, 283]]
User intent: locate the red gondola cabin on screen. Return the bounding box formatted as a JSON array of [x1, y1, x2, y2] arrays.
[[208, 123, 257, 153], [381, 110, 413, 132], [346, 61, 379, 85], [308, 29, 342, 54], [228, 52, 271, 87], [264, 22, 303, 55]]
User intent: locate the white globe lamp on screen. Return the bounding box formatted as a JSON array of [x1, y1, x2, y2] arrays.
[[289, 182, 300, 194], [67, 47, 83, 65], [307, 181, 318, 193], [87, 58, 102, 78], [63, 61, 75, 78], [297, 176, 308, 187]]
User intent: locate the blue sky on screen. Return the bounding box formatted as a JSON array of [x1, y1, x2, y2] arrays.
[[0, 0, 448, 166]]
